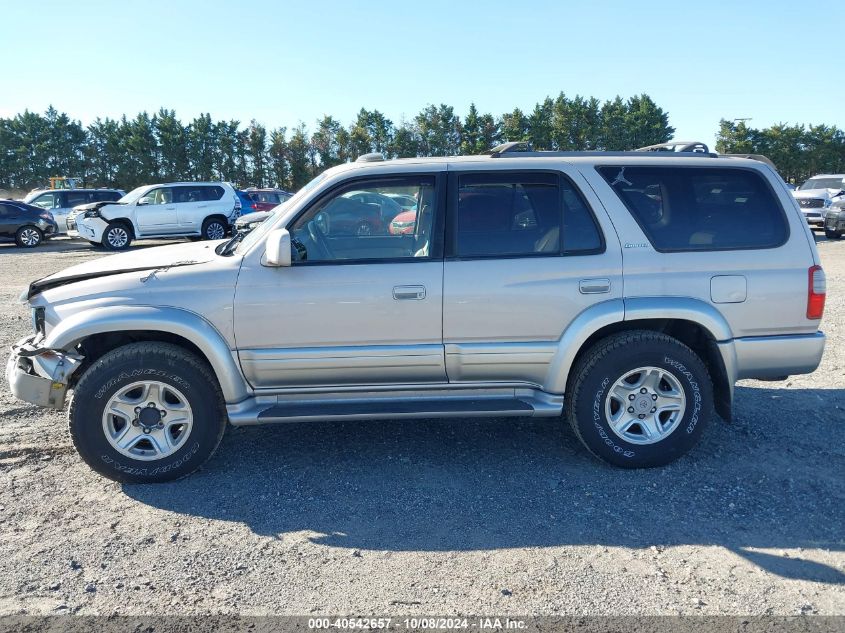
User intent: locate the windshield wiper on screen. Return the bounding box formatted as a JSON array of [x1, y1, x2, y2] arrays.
[[218, 232, 244, 256]]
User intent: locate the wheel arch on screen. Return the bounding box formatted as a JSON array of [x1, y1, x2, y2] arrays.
[[106, 217, 135, 238], [44, 305, 249, 403], [547, 297, 735, 421]]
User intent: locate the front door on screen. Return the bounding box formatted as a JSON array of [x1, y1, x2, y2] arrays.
[[135, 186, 179, 234], [234, 172, 447, 389]]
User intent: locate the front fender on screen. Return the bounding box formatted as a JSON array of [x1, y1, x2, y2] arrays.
[[44, 305, 249, 403]]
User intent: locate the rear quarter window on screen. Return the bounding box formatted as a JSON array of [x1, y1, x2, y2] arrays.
[[204, 186, 225, 201], [597, 166, 789, 252], [93, 191, 121, 202]]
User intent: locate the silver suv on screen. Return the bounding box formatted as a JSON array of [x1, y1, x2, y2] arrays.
[[6, 146, 826, 482]]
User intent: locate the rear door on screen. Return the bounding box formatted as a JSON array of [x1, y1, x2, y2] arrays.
[[443, 166, 623, 388], [0, 203, 17, 236], [60, 191, 93, 232]]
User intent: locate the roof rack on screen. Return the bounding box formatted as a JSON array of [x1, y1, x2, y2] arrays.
[[485, 141, 719, 159], [356, 152, 385, 163], [636, 141, 711, 153]]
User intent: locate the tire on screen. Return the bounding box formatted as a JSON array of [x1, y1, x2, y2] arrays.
[[565, 330, 713, 468], [15, 226, 43, 248], [68, 342, 227, 484], [102, 222, 132, 250], [201, 217, 227, 241], [824, 229, 842, 240]]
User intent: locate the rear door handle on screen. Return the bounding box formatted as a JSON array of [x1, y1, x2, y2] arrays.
[[579, 278, 611, 294], [393, 285, 426, 300]]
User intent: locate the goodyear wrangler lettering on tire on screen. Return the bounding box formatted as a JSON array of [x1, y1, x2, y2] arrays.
[[94, 369, 187, 400], [566, 330, 713, 469], [663, 356, 703, 435], [592, 377, 635, 457]]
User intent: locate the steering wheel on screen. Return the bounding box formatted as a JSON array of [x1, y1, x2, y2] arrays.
[[307, 219, 334, 260]]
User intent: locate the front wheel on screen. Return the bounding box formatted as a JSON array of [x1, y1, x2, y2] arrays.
[[68, 342, 227, 483], [15, 226, 43, 248], [566, 331, 713, 468], [824, 228, 842, 240], [102, 222, 132, 250]]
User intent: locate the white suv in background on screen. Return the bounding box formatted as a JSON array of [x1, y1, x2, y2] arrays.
[[68, 182, 240, 250]]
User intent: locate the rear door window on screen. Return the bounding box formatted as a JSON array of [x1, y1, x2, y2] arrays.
[[597, 166, 789, 251], [451, 172, 603, 258], [65, 191, 92, 207]]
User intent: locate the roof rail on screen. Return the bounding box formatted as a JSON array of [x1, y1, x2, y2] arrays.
[[356, 152, 385, 163], [485, 141, 718, 159], [635, 141, 710, 153]]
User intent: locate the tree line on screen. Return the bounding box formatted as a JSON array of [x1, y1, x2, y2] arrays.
[[0, 94, 674, 193], [715, 119, 845, 184]]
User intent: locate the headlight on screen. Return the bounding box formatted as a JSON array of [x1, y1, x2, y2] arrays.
[[83, 209, 101, 219], [824, 199, 832, 208]]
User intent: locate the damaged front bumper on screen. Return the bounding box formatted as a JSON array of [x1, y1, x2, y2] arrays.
[[5, 334, 82, 409]]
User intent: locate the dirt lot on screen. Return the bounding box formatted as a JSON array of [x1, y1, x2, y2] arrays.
[[0, 236, 842, 617]]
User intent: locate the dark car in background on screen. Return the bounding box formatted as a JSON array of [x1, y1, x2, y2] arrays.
[[0, 200, 58, 247]]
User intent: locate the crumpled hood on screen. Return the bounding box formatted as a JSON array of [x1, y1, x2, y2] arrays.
[[235, 210, 272, 225], [793, 189, 838, 200], [27, 240, 221, 300]]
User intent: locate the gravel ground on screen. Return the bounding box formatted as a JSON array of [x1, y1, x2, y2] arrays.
[[0, 236, 842, 617]]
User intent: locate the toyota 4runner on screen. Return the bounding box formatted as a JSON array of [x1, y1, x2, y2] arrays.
[[6, 145, 826, 483]]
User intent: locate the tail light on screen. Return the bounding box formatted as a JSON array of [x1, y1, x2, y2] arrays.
[[807, 265, 826, 320]]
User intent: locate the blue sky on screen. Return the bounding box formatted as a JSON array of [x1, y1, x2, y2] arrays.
[[2, 0, 842, 147]]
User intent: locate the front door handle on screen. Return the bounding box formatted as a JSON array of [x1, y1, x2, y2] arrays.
[[393, 285, 426, 300], [579, 278, 611, 294]]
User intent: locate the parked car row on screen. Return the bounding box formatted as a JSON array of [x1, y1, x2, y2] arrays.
[[3, 183, 293, 249]]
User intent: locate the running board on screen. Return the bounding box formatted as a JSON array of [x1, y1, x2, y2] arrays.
[[226, 388, 563, 426]]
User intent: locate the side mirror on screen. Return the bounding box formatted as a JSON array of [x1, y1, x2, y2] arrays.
[[263, 228, 292, 267]]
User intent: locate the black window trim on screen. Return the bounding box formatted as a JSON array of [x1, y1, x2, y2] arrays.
[[444, 168, 606, 261], [595, 164, 791, 254], [285, 172, 447, 267]]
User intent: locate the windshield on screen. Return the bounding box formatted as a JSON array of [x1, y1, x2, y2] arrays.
[[117, 185, 150, 204], [233, 173, 327, 255], [22, 191, 42, 204], [800, 177, 844, 191]]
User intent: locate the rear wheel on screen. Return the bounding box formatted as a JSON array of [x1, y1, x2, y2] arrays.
[[68, 342, 227, 483], [566, 330, 713, 468], [15, 226, 42, 248], [102, 222, 131, 250], [201, 217, 227, 241], [824, 228, 842, 240]]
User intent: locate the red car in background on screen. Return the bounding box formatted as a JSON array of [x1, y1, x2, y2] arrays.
[[389, 209, 417, 235], [236, 188, 293, 213]]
